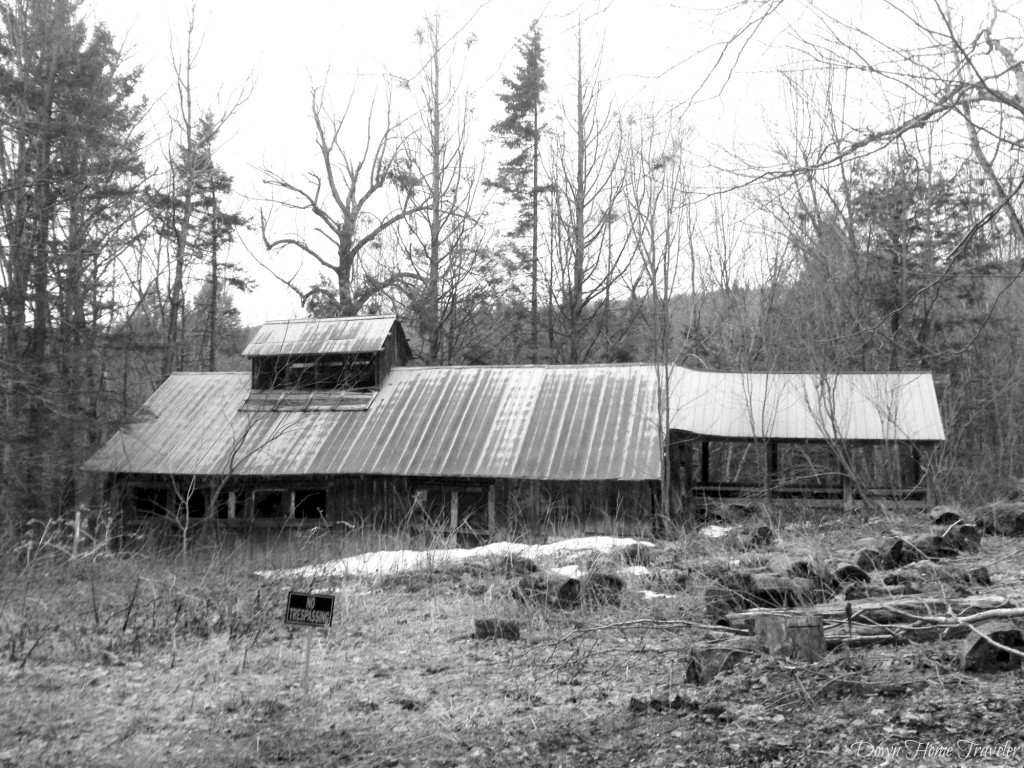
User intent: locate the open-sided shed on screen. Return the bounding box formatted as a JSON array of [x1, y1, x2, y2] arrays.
[[669, 369, 946, 508]]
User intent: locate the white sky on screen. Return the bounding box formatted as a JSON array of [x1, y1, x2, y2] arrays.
[[83, 0, 890, 325]]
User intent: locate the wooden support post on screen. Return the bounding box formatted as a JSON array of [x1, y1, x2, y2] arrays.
[[302, 628, 313, 696], [920, 446, 936, 507], [450, 490, 459, 531], [227, 491, 236, 519], [487, 485, 496, 535], [766, 441, 778, 500], [288, 490, 296, 519], [842, 473, 854, 513], [680, 440, 693, 494]]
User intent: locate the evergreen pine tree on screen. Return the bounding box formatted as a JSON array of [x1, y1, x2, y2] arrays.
[[490, 18, 546, 362]]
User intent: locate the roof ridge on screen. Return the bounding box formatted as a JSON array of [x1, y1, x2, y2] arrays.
[[394, 362, 656, 371], [168, 371, 248, 376], [259, 315, 398, 325], [677, 367, 934, 377]]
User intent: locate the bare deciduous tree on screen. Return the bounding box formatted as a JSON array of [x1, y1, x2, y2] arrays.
[[260, 82, 424, 317]]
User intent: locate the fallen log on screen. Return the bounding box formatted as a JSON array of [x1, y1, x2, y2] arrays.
[[882, 562, 991, 589], [825, 623, 974, 650], [844, 582, 922, 600], [723, 595, 1014, 630], [840, 595, 1014, 625], [705, 572, 816, 619]]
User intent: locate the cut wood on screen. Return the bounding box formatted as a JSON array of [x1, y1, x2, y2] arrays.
[[705, 572, 815, 619], [961, 620, 1024, 672], [825, 623, 974, 650], [882, 605, 1024, 627], [833, 562, 871, 584], [941, 524, 982, 552], [882, 562, 991, 589], [514, 571, 580, 608], [852, 537, 908, 571], [473, 619, 521, 641], [725, 595, 1014, 629], [931, 506, 964, 526], [843, 595, 1013, 625], [753, 612, 826, 661], [975, 503, 1024, 537], [844, 583, 922, 600], [514, 569, 625, 608], [684, 639, 760, 685], [906, 533, 959, 560]]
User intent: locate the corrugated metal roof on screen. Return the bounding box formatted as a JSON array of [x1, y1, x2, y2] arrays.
[[83, 365, 663, 481], [82, 364, 945, 481], [242, 316, 403, 357], [670, 369, 945, 442]]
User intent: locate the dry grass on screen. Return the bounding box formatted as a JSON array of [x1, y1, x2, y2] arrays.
[[2, 506, 1023, 767]]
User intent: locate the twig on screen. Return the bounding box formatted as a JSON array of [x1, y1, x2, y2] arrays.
[[121, 577, 141, 633], [90, 575, 101, 629], [886, 605, 1023, 627], [18, 625, 52, 670]]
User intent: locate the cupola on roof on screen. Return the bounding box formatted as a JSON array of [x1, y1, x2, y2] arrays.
[[242, 316, 410, 358]]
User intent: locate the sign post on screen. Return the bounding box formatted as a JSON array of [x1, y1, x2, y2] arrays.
[[284, 591, 335, 696]]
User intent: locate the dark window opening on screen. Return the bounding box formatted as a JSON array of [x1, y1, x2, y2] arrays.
[[185, 490, 207, 517], [209, 492, 231, 519], [253, 490, 288, 518], [252, 354, 377, 392], [133, 486, 169, 517], [251, 488, 327, 519], [295, 489, 327, 519]]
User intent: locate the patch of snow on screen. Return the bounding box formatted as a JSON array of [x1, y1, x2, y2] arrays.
[[549, 564, 584, 579], [621, 565, 651, 578], [256, 536, 653, 580], [699, 524, 733, 538]]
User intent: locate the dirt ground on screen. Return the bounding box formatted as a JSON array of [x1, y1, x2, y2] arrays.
[[2, 514, 1023, 767]]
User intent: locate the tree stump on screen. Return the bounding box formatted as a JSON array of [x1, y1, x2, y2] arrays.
[[753, 612, 826, 662], [684, 639, 760, 684]]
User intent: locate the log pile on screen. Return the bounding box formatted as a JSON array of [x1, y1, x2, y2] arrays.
[[688, 595, 1024, 681], [687, 513, 1024, 681]]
